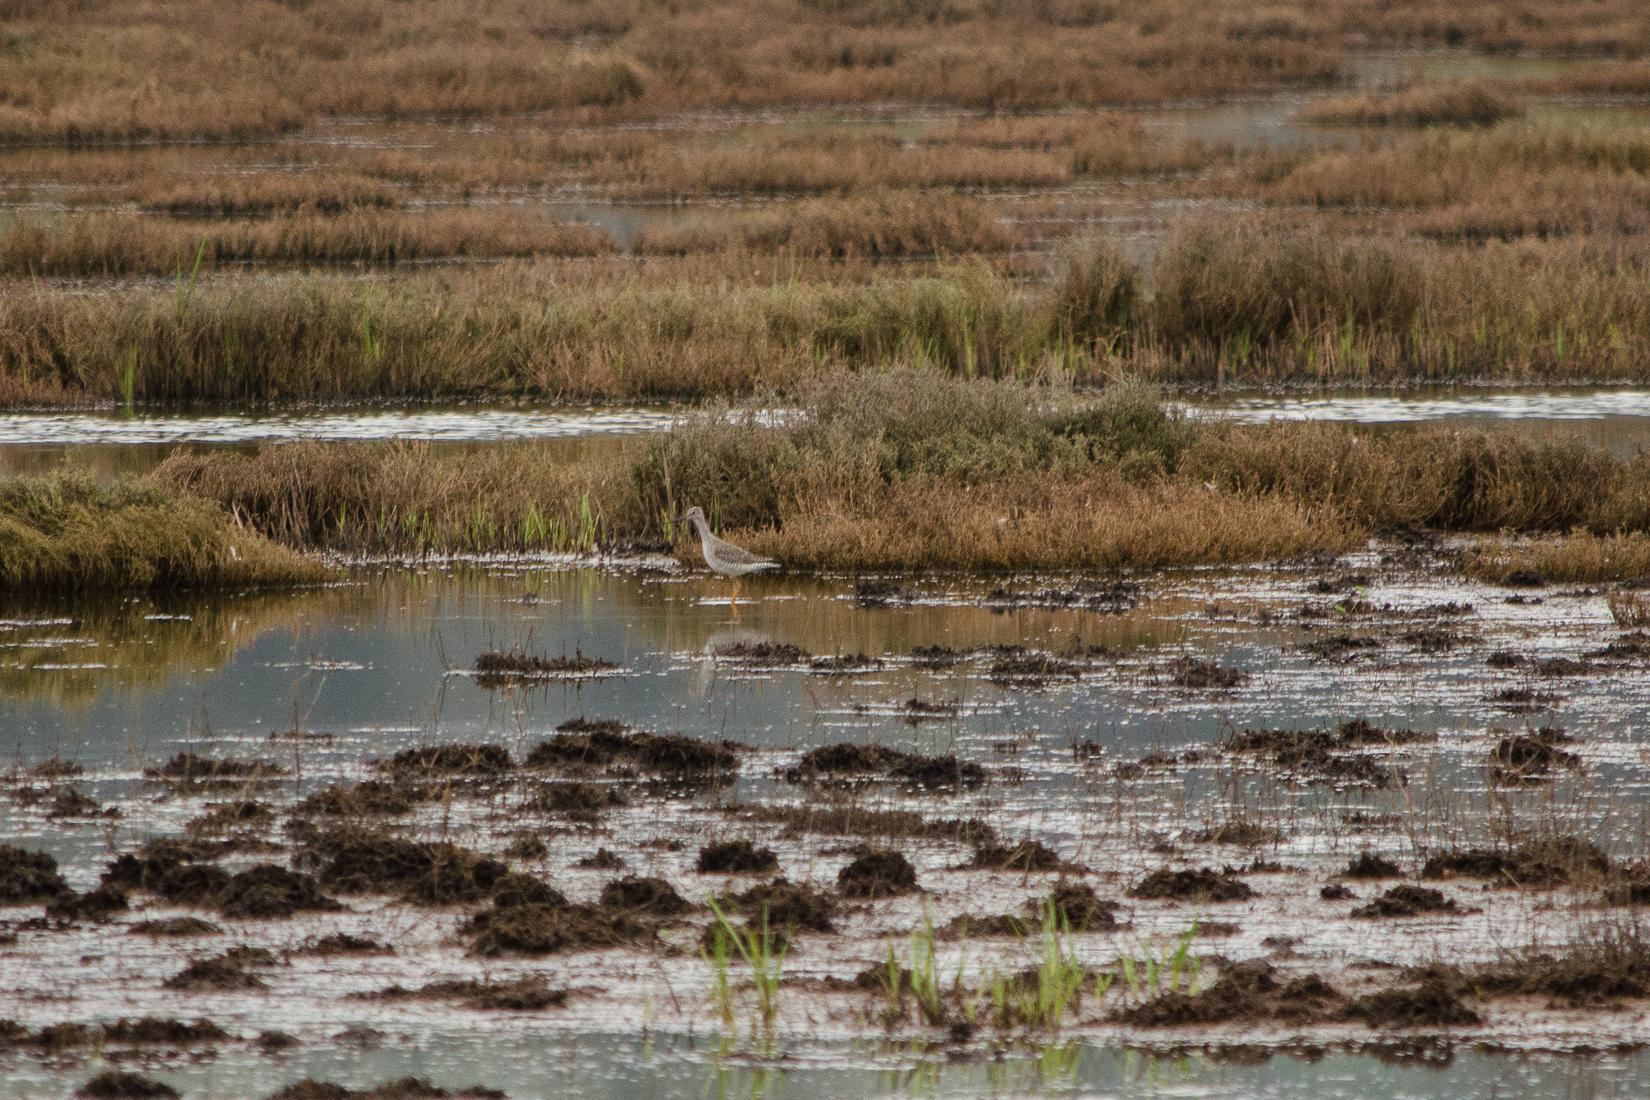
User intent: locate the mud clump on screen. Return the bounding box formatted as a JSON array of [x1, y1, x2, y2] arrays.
[[967, 839, 1079, 873], [1422, 836, 1610, 887], [1130, 867, 1255, 903], [837, 846, 919, 898], [1300, 634, 1381, 663], [1221, 721, 1418, 789], [1042, 882, 1120, 928], [722, 878, 838, 932], [1489, 727, 1580, 785], [473, 647, 616, 685], [303, 933, 393, 955], [1168, 657, 1248, 690], [295, 780, 432, 817], [186, 799, 272, 833], [382, 743, 513, 777], [987, 652, 1084, 685], [102, 1018, 230, 1045], [809, 653, 883, 674], [0, 844, 68, 903], [267, 1079, 505, 1099], [784, 742, 984, 791], [1351, 885, 1462, 919], [598, 875, 691, 917], [297, 828, 510, 905], [1119, 960, 1342, 1027], [1472, 927, 1650, 1005], [739, 802, 994, 845], [696, 840, 779, 874], [1192, 822, 1286, 847], [985, 580, 1138, 614], [909, 644, 965, 668], [714, 641, 809, 666], [572, 848, 626, 870], [76, 1072, 181, 1099], [46, 885, 129, 922], [145, 752, 283, 785], [218, 865, 342, 918], [525, 720, 739, 783], [1343, 978, 1480, 1028], [523, 781, 627, 820], [47, 787, 117, 819], [464, 901, 645, 957], [358, 976, 566, 1012], [1345, 852, 1402, 878], [130, 916, 222, 937], [163, 946, 277, 991]]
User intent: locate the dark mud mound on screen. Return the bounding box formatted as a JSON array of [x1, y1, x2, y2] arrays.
[[784, 742, 984, 791], [129, 916, 221, 937], [714, 641, 809, 666], [1221, 721, 1416, 789], [809, 653, 883, 674], [46, 885, 128, 922], [185, 799, 271, 834], [696, 840, 778, 874], [46, 787, 117, 819], [102, 839, 231, 901], [102, 1018, 230, 1045], [987, 652, 1085, 686], [1473, 927, 1650, 1005], [1119, 960, 1342, 1027], [268, 1079, 505, 1099], [572, 848, 626, 870], [218, 865, 342, 919], [1343, 978, 1480, 1028], [163, 946, 277, 991], [1042, 882, 1121, 929], [297, 829, 510, 904], [145, 752, 283, 785], [1422, 836, 1610, 886], [523, 781, 627, 820], [474, 647, 615, 685], [357, 976, 566, 1011], [295, 780, 434, 817], [464, 901, 645, 957], [722, 878, 838, 932], [984, 580, 1139, 614], [525, 721, 739, 784], [837, 846, 919, 898], [302, 933, 393, 955], [909, 644, 965, 668], [0, 844, 68, 903], [1344, 852, 1402, 878], [740, 802, 994, 845], [1299, 633, 1382, 663], [1351, 885, 1462, 919], [966, 839, 1081, 873], [1488, 727, 1581, 785], [76, 1072, 180, 1099], [382, 743, 513, 777], [1130, 867, 1254, 903], [598, 875, 691, 917], [1168, 657, 1248, 690], [1191, 822, 1287, 846]]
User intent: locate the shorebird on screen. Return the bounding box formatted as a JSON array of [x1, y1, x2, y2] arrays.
[[676, 506, 777, 613]]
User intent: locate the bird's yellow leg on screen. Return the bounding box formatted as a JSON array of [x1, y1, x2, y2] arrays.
[[730, 577, 742, 620]]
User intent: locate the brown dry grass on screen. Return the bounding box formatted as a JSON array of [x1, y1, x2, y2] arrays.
[[1304, 82, 1523, 128], [1465, 534, 1650, 585], [0, 210, 617, 277], [633, 193, 1015, 257]]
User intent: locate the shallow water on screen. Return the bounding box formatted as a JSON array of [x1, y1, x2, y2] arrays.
[[5, 547, 1650, 1095]]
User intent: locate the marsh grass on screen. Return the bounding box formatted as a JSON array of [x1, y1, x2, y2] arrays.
[[1304, 81, 1523, 128], [133, 371, 1650, 572], [0, 471, 324, 591], [0, 210, 616, 277]]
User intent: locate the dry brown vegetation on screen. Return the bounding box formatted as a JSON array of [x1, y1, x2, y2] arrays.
[[1304, 82, 1523, 128], [132, 372, 1650, 572]]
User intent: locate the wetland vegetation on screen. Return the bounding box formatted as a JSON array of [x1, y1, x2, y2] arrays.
[[9, 1, 1650, 1097]]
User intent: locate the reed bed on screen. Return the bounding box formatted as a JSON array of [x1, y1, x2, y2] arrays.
[[1303, 81, 1523, 128], [11, 220, 1650, 403], [0, 210, 617, 278], [0, 471, 325, 591], [141, 372, 1650, 572]]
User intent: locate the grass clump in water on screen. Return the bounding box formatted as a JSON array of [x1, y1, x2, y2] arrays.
[[0, 472, 324, 591]]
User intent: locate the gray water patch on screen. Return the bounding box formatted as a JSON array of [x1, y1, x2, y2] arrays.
[[0, 406, 679, 446]]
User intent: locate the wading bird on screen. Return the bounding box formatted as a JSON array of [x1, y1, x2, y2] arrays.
[[677, 506, 778, 614]]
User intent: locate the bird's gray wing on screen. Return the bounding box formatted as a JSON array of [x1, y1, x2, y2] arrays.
[[710, 536, 777, 566]]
